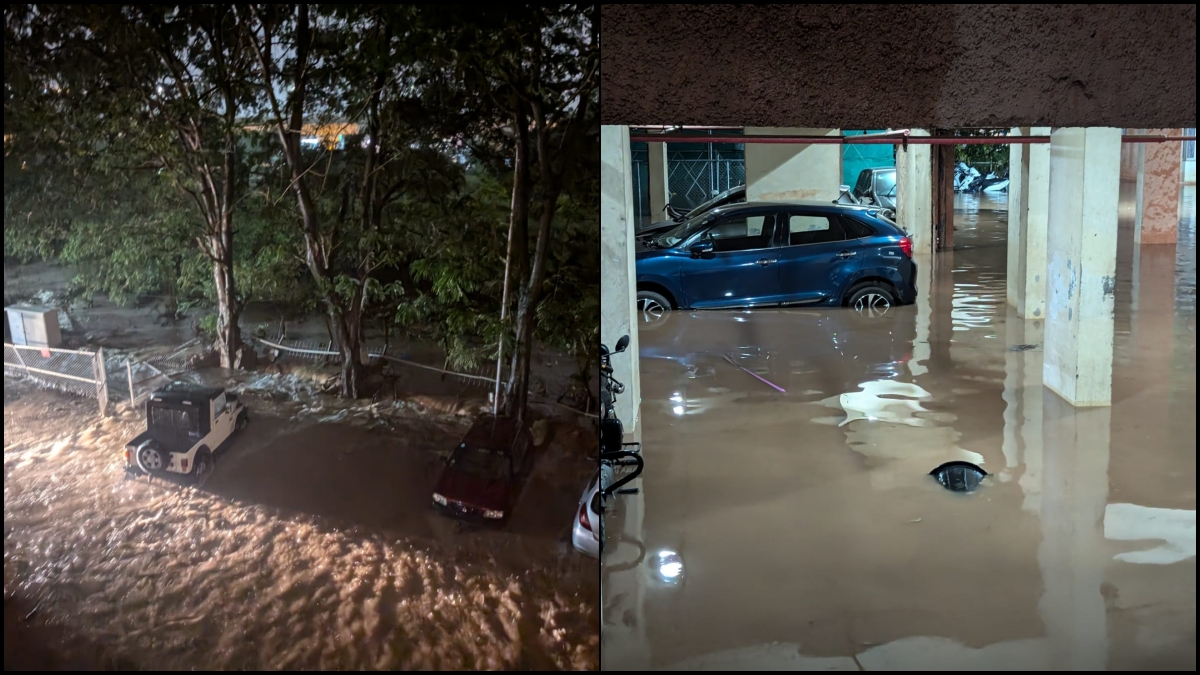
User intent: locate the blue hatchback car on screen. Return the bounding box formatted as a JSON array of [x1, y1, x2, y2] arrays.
[[635, 201, 917, 318]]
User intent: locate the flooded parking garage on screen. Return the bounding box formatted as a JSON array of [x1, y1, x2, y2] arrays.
[[602, 188, 1196, 670]]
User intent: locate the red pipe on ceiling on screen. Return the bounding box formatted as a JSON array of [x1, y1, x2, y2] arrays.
[[629, 133, 1195, 145]]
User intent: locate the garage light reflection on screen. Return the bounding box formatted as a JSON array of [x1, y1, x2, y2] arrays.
[[670, 392, 686, 416], [652, 550, 684, 584]]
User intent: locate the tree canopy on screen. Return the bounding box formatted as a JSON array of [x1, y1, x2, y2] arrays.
[[5, 4, 598, 410]]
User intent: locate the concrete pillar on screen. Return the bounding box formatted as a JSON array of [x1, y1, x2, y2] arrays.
[[1007, 127, 1051, 319], [895, 129, 933, 260], [1043, 128, 1121, 407], [647, 141, 670, 222], [600, 125, 642, 432], [744, 127, 841, 202], [1135, 128, 1182, 245]]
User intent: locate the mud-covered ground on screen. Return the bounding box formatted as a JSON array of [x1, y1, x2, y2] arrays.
[[4, 373, 598, 669]]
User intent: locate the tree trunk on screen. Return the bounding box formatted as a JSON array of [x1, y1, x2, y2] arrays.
[[496, 100, 531, 415], [504, 188, 559, 420], [329, 303, 365, 398], [212, 257, 242, 369], [208, 210, 242, 369]]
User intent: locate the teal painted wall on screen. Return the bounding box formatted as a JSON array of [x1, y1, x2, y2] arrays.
[[842, 130, 894, 186]]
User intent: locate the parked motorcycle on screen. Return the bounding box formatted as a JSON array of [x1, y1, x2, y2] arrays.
[[954, 162, 980, 192], [958, 163, 1010, 194], [598, 335, 644, 554]]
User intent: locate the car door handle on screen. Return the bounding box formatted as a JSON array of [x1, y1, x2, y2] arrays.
[[835, 251, 857, 259], [756, 258, 777, 266]]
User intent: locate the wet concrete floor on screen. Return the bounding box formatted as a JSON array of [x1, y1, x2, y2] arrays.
[[602, 187, 1196, 670]]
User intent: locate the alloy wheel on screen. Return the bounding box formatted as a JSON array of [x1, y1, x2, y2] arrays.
[[853, 292, 891, 317], [637, 297, 666, 322]]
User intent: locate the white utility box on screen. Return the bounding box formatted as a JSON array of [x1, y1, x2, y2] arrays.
[[5, 305, 63, 348]]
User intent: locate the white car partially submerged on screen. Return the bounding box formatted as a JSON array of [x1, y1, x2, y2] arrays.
[[571, 464, 611, 558], [124, 381, 248, 483]]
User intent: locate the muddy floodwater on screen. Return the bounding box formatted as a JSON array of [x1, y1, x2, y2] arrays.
[[603, 188, 1196, 670], [4, 378, 599, 670]]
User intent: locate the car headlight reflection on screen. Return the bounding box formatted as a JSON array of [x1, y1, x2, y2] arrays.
[[432, 493, 448, 506]]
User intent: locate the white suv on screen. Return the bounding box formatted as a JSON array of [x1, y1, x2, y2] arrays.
[[124, 381, 248, 483]]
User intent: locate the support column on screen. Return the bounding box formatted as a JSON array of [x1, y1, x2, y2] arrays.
[[1135, 128, 1182, 245], [601, 125, 642, 432], [895, 129, 933, 260], [744, 128, 841, 202], [1007, 127, 1051, 319], [647, 141, 670, 222], [1043, 128, 1121, 407]]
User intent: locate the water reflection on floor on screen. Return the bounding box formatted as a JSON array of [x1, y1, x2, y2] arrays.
[[602, 189, 1197, 671]]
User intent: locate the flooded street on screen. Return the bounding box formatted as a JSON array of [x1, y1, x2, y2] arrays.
[[3, 379, 599, 669], [602, 188, 1196, 670]]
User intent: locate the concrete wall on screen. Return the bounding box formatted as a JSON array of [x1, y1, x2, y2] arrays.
[[1137, 128, 1183, 245], [601, 5, 1196, 128], [600, 125, 642, 432], [744, 128, 841, 202]]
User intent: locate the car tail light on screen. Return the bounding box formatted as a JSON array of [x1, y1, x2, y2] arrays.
[[578, 503, 592, 532], [124, 448, 131, 463], [898, 237, 913, 258], [181, 458, 188, 472]]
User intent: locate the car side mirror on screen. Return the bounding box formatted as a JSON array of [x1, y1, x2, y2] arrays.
[[615, 335, 630, 353], [690, 240, 714, 257]]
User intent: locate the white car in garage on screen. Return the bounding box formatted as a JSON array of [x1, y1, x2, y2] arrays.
[[572, 464, 611, 558]]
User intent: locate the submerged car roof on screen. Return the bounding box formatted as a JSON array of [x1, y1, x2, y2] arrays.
[[151, 381, 224, 404], [704, 200, 888, 217], [461, 414, 529, 451]]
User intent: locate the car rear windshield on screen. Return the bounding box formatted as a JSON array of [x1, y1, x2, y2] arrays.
[[874, 170, 897, 197], [453, 447, 509, 477], [148, 405, 200, 434]]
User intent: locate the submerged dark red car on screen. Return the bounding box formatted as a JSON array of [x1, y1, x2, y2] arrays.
[[432, 414, 535, 521]]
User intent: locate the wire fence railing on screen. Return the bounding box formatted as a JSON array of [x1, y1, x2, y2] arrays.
[[256, 335, 599, 418], [4, 343, 109, 416], [667, 158, 745, 210], [256, 335, 501, 391]]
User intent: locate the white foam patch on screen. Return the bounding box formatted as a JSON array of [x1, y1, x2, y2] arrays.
[[819, 380, 934, 428], [1104, 503, 1196, 565]]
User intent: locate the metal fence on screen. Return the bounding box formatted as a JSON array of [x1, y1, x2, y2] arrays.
[[4, 343, 109, 415], [667, 158, 745, 211], [110, 358, 173, 407], [630, 141, 746, 228]]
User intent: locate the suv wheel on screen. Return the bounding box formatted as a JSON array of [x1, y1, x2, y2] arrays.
[[135, 442, 166, 474], [192, 447, 214, 486]]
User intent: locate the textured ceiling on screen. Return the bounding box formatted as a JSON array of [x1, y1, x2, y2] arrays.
[[601, 4, 1196, 128]]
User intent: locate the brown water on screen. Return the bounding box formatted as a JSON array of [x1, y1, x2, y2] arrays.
[[602, 187, 1196, 670], [3, 380, 599, 670]]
